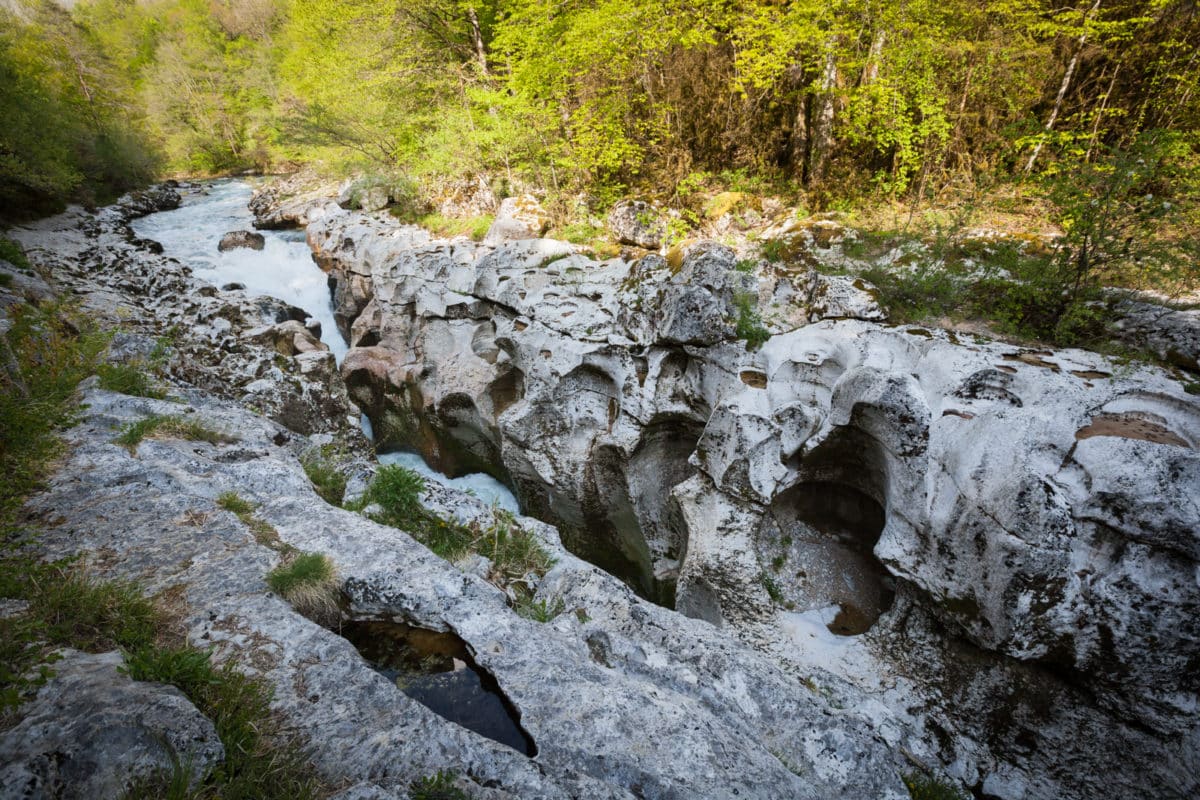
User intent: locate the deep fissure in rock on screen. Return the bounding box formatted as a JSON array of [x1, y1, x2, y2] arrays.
[[341, 619, 537, 756], [766, 426, 895, 635]]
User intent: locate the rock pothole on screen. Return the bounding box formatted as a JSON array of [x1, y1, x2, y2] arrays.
[[341, 619, 537, 756]]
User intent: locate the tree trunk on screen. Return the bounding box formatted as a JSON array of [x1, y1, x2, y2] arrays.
[[467, 7, 489, 76], [1024, 0, 1101, 175], [807, 44, 839, 185]]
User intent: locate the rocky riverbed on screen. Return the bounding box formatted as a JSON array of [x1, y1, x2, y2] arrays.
[[0, 181, 1197, 799]]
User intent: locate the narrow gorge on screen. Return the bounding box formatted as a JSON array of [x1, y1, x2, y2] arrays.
[[1, 179, 1197, 800]]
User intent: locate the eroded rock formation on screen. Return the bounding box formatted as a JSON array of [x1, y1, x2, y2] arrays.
[[300, 195, 1200, 800]]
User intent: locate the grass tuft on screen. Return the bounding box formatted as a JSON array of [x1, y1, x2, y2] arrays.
[[124, 645, 323, 800], [355, 463, 425, 527], [265, 552, 339, 623], [300, 447, 348, 506], [114, 414, 237, 453], [96, 361, 167, 399]]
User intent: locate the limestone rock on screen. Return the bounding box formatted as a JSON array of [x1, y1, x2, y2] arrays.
[[0, 650, 223, 799], [607, 199, 665, 249], [1110, 298, 1200, 372], [482, 194, 550, 245], [218, 230, 266, 252]]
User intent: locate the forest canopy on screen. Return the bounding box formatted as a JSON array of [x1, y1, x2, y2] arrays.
[[1, 0, 1197, 216]]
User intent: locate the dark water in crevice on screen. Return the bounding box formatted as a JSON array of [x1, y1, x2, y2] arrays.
[[341, 619, 536, 756]]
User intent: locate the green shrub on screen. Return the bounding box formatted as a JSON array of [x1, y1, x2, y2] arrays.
[[0, 563, 159, 710], [733, 291, 770, 350], [114, 414, 237, 452], [266, 552, 339, 622], [359, 464, 426, 527], [759, 572, 784, 605], [96, 362, 167, 399], [409, 770, 468, 800], [0, 303, 107, 529], [125, 645, 323, 800], [903, 771, 969, 800]]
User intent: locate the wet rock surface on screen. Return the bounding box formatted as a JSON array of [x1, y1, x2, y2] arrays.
[[218, 229, 266, 251], [299, 195, 1200, 800]]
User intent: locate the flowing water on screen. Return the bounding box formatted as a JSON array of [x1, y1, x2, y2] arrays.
[[133, 180, 522, 511], [132, 181, 347, 361]]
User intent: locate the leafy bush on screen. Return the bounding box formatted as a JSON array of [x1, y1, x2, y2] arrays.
[[903, 771, 969, 800], [733, 291, 770, 350], [0, 563, 159, 710], [1, 302, 107, 529], [357, 464, 425, 527], [0, 237, 31, 271], [513, 596, 565, 623]]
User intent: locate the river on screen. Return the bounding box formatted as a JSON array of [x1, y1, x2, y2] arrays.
[[132, 180, 520, 513]]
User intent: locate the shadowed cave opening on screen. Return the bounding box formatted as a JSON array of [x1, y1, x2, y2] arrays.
[[341, 619, 536, 756], [766, 426, 895, 635]]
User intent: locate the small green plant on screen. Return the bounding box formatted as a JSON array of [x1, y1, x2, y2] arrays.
[[475, 509, 555, 589], [770, 554, 785, 571], [760, 238, 787, 263], [217, 491, 256, 516], [114, 414, 237, 452], [1184, 382, 1200, 395], [514, 596, 565, 622], [96, 362, 167, 399], [902, 771, 969, 800], [733, 291, 770, 350], [734, 258, 757, 273], [265, 552, 340, 622], [356, 464, 426, 526], [0, 273, 12, 288], [409, 770, 468, 800], [759, 572, 784, 605], [300, 448, 348, 506]]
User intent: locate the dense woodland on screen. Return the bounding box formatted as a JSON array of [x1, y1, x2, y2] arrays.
[[2, 0, 1197, 205], [2, 0, 1199, 343]]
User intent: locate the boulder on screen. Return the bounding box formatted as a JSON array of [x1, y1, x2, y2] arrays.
[[218, 230, 266, 252], [0, 650, 223, 799], [607, 199, 665, 249], [116, 184, 181, 220], [482, 194, 550, 245]]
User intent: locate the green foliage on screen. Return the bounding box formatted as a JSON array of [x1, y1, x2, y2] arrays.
[[733, 291, 770, 350], [513, 596, 565, 623], [759, 572, 784, 605], [409, 770, 468, 800], [96, 361, 167, 399], [903, 771, 969, 800], [1184, 382, 1200, 396], [300, 448, 348, 506], [0, 238, 31, 271], [217, 491, 256, 516], [358, 464, 426, 528], [0, 302, 107, 530], [114, 414, 237, 453], [125, 645, 323, 800]]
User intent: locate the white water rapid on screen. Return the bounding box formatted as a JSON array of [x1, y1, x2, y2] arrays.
[[134, 180, 520, 512]]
